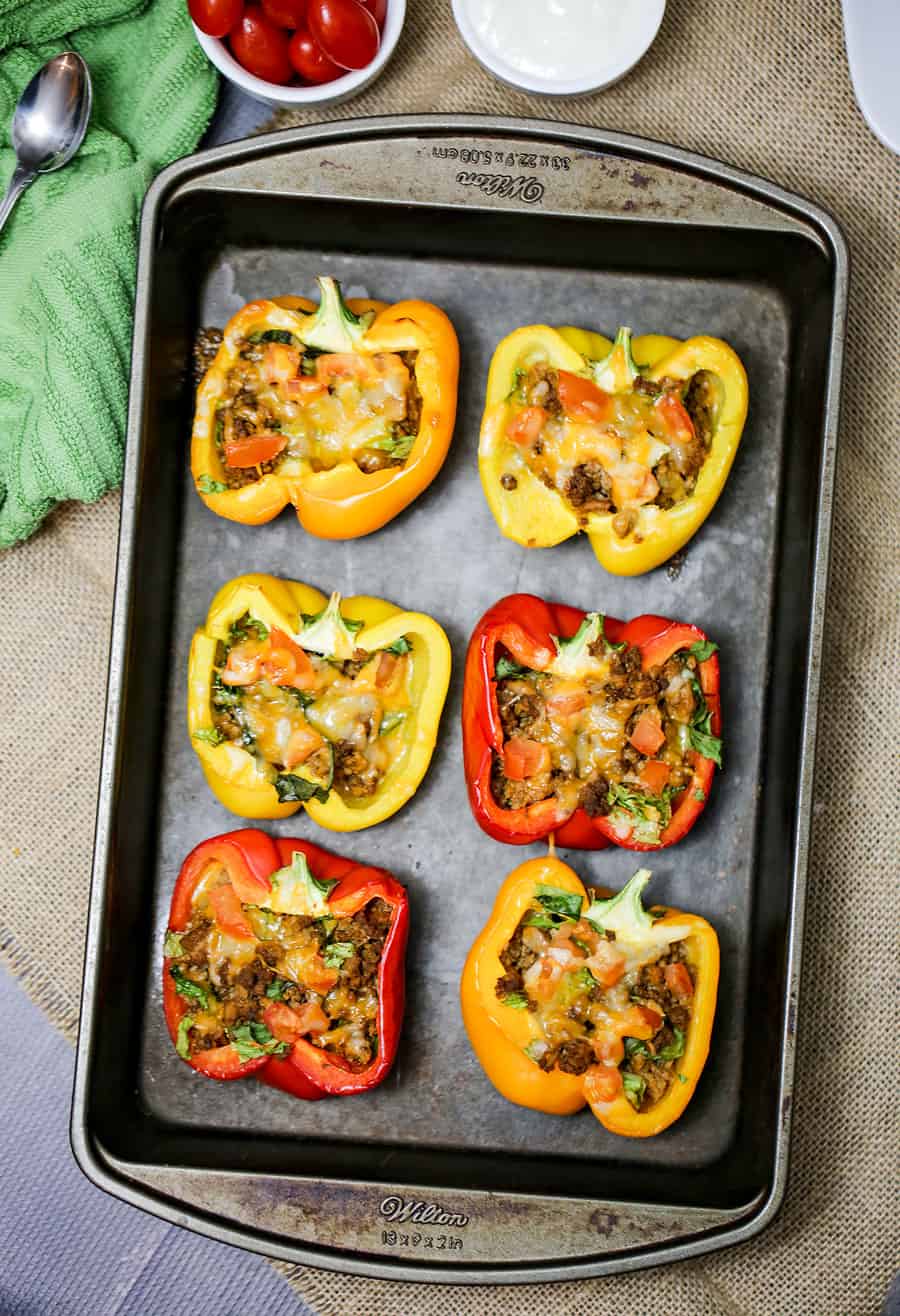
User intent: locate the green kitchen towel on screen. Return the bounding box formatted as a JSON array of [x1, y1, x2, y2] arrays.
[[0, 0, 217, 548]]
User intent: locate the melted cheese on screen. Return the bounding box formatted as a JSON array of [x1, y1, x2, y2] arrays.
[[514, 386, 672, 511], [274, 352, 411, 468]]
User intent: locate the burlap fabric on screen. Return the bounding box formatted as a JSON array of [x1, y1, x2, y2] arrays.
[[2, 0, 897, 1310]]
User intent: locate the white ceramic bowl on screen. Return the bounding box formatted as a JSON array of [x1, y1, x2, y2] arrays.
[[451, 0, 665, 98], [193, 0, 405, 110]]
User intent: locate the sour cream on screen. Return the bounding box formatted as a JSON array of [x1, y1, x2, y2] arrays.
[[453, 0, 666, 96]]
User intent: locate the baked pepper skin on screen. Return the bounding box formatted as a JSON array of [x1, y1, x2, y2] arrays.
[[163, 829, 409, 1097], [462, 593, 721, 850], [188, 573, 451, 827], [478, 324, 748, 575], [460, 855, 719, 1136], [192, 290, 459, 538]]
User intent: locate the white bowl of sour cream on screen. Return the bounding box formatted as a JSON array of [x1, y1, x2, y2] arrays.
[[452, 0, 666, 97]]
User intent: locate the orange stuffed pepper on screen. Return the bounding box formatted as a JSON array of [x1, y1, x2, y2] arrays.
[[192, 277, 459, 538], [461, 857, 719, 1137]]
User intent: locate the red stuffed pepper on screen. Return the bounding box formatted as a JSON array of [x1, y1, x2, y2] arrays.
[[163, 828, 408, 1098], [462, 594, 721, 850]]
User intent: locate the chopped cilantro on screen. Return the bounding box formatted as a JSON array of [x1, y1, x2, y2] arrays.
[[175, 1015, 194, 1059], [505, 367, 526, 400], [655, 1028, 685, 1062], [693, 788, 706, 802], [494, 655, 538, 680], [211, 672, 241, 709], [170, 965, 212, 1009], [622, 1071, 647, 1110], [501, 992, 530, 1009], [688, 679, 723, 767], [624, 1036, 650, 1060], [383, 635, 412, 656], [229, 1021, 290, 1063], [274, 773, 330, 804], [228, 612, 268, 646], [323, 941, 355, 969], [522, 909, 558, 930], [163, 931, 183, 958], [687, 639, 719, 663], [367, 431, 415, 460], [192, 727, 224, 746], [286, 687, 315, 709], [535, 884, 583, 922], [265, 978, 290, 1000], [197, 474, 228, 495]]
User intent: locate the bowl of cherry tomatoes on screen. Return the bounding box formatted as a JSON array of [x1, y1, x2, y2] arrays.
[[189, 0, 403, 108]]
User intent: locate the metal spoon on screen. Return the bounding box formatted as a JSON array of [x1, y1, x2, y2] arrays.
[[0, 51, 92, 239]]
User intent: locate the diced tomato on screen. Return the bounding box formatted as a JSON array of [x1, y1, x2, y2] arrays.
[[502, 737, 551, 780], [223, 431, 287, 468], [505, 405, 547, 447], [655, 392, 695, 443], [584, 1065, 623, 1104], [220, 638, 266, 686], [593, 1033, 625, 1066], [557, 370, 612, 421], [375, 650, 398, 689], [192, 1043, 254, 1077], [282, 375, 326, 401], [208, 882, 255, 940], [615, 1003, 663, 1039], [639, 758, 671, 794], [546, 687, 587, 717], [283, 724, 323, 770], [629, 708, 666, 757], [261, 627, 317, 690], [315, 352, 366, 383], [639, 470, 660, 502], [609, 460, 650, 506], [262, 342, 301, 385], [263, 1001, 329, 1043], [589, 940, 627, 988], [665, 961, 694, 998]]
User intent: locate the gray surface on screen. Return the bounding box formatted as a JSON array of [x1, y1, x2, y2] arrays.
[[0, 966, 309, 1316], [137, 246, 787, 1171]]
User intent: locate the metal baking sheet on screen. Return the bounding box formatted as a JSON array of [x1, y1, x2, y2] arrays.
[[72, 115, 845, 1282]]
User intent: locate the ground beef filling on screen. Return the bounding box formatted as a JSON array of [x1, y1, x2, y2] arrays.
[[491, 640, 702, 832], [193, 326, 223, 386], [169, 897, 392, 1069], [510, 363, 717, 516], [203, 333, 422, 488], [495, 910, 693, 1110]]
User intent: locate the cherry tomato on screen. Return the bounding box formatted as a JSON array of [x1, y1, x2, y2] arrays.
[[307, 0, 379, 70], [261, 0, 307, 27], [288, 26, 343, 82], [189, 0, 244, 38], [358, 0, 386, 27], [229, 5, 294, 82]]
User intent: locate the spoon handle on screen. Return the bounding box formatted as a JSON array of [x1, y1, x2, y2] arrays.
[[0, 164, 36, 240]]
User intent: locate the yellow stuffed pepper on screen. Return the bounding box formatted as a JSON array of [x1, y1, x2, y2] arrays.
[[461, 857, 719, 1136], [188, 573, 451, 828], [478, 323, 748, 575], [192, 278, 459, 538]]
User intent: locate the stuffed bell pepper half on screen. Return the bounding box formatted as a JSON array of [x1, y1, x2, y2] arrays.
[[189, 573, 451, 827], [192, 278, 459, 537], [478, 323, 748, 574], [461, 857, 719, 1136], [163, 829, 408, 1097], [463, 593, 721, 850]]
